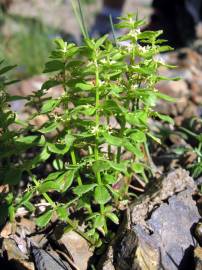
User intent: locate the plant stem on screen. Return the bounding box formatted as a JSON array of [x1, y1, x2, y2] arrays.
[[144, 141, 156, 176], [30, 172, 56, 208], [70, 149, 82, 185], [94, 53, 107, 233], [117, 146, 121, 163], [94, 57, 102, 185], [29, 171, 94, 244], [65, 215, 95, 245]]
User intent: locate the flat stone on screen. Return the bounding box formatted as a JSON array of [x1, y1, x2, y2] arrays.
[[134, 188, 199, 269], [53, 229, 93, 270]]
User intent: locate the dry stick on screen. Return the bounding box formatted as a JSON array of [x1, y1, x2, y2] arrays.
[[129, 185, 144, 193], [133, 173, 146, 188], [57, 250, 81, 270], [144, 141, 157, 176]]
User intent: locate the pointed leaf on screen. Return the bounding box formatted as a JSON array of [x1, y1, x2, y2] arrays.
[[131, 163, 144, 174], [94, 185, 111, 204], [75, 82, 93, 91], [130, 131, 146, 143], [39, 121, 59, 133], [36, 210, 53, 227], [92, 160, 110, 174], [103, 132, 123, 147], [56, 207, 68, 221], [73, 184, 97, 196], [38, 181, 61, 193], [58, 170, 75, 192], [106, 212, 119, 224], [41, 99, 60, 114], [94, 215, 105, 228]]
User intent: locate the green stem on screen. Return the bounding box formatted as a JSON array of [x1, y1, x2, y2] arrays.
[[65, 216, 95, 245], [70, 149, 82, 185], [30, 173, 56, 209], [101, 204, 108, 233], [94, 55, 108, 233], [30, 172, 94, 244], [144, 141, 156, 176], [94, 58, 102, 185], [117, 146, 121, 163]]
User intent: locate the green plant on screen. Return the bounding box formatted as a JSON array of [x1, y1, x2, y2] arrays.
[[0, 17, 55, 78], [180, 119, 202, 178], [0, 14, 176, 246]]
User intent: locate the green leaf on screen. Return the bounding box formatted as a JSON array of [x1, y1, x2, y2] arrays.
[[94, 215, 105, 228], [7, 95, 27, 101], [39, 121, 59, 133], [65, 134, 76, 149], [4, 168, 22, 185], [95, 34, 108, 48], [106, 212, 119, 224], [126, 111, 148, 126], [102, 100, 122, 114], [54, 38, 66, 49], [103, 132, 123, 147], [73, 184, 97, 196], [53, 159, 64, 170], [18, 191, 33, 206], [92, 160, 110, 174], [147, 132, 161, 144], [123, 140, 144, 158], [130, 131, 146, 143], [41, 80, 59, 90], [0, 65, 16, 75], [8, 205, 15, 222], [31, 147, 50, 167], [23, 201, 35, 212], [75, 82, 93, 91], [56, 206, 68, 221], [109, 161, 128, 173], [44, 60, 64, 73], [38, 181, 61, 193], [155, 113, 174, 125], [36, 210, 53, 227], [48, 143, 71, 155], [41, 99, 60, 114], [16, 135, 45, 146], [104, 174, 117, 184], [43, 171, 64, 182], [155, 92, 176, 102], [58, 170, 75, 192], [131, 163, 144, 174], [94, 185, 111, 204]]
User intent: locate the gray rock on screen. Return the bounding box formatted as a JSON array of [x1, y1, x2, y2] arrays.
[[133, 188, 200, 269], [51, 228, 93, 270], [105, 169, 200, 270], [31, 244, 71, 270]]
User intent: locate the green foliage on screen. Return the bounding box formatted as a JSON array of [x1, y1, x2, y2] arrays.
[[0, 14, 175, 246], [180, 120, 202, 178], [0, 17, 55, 78]]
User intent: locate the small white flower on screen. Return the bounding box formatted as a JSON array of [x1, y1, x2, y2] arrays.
[[91, 125, 99, 135], [100, 59, 107, 64]]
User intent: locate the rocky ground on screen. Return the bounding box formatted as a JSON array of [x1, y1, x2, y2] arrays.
[[2, 1, 202, 270], [7, 0, 151, 41]]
